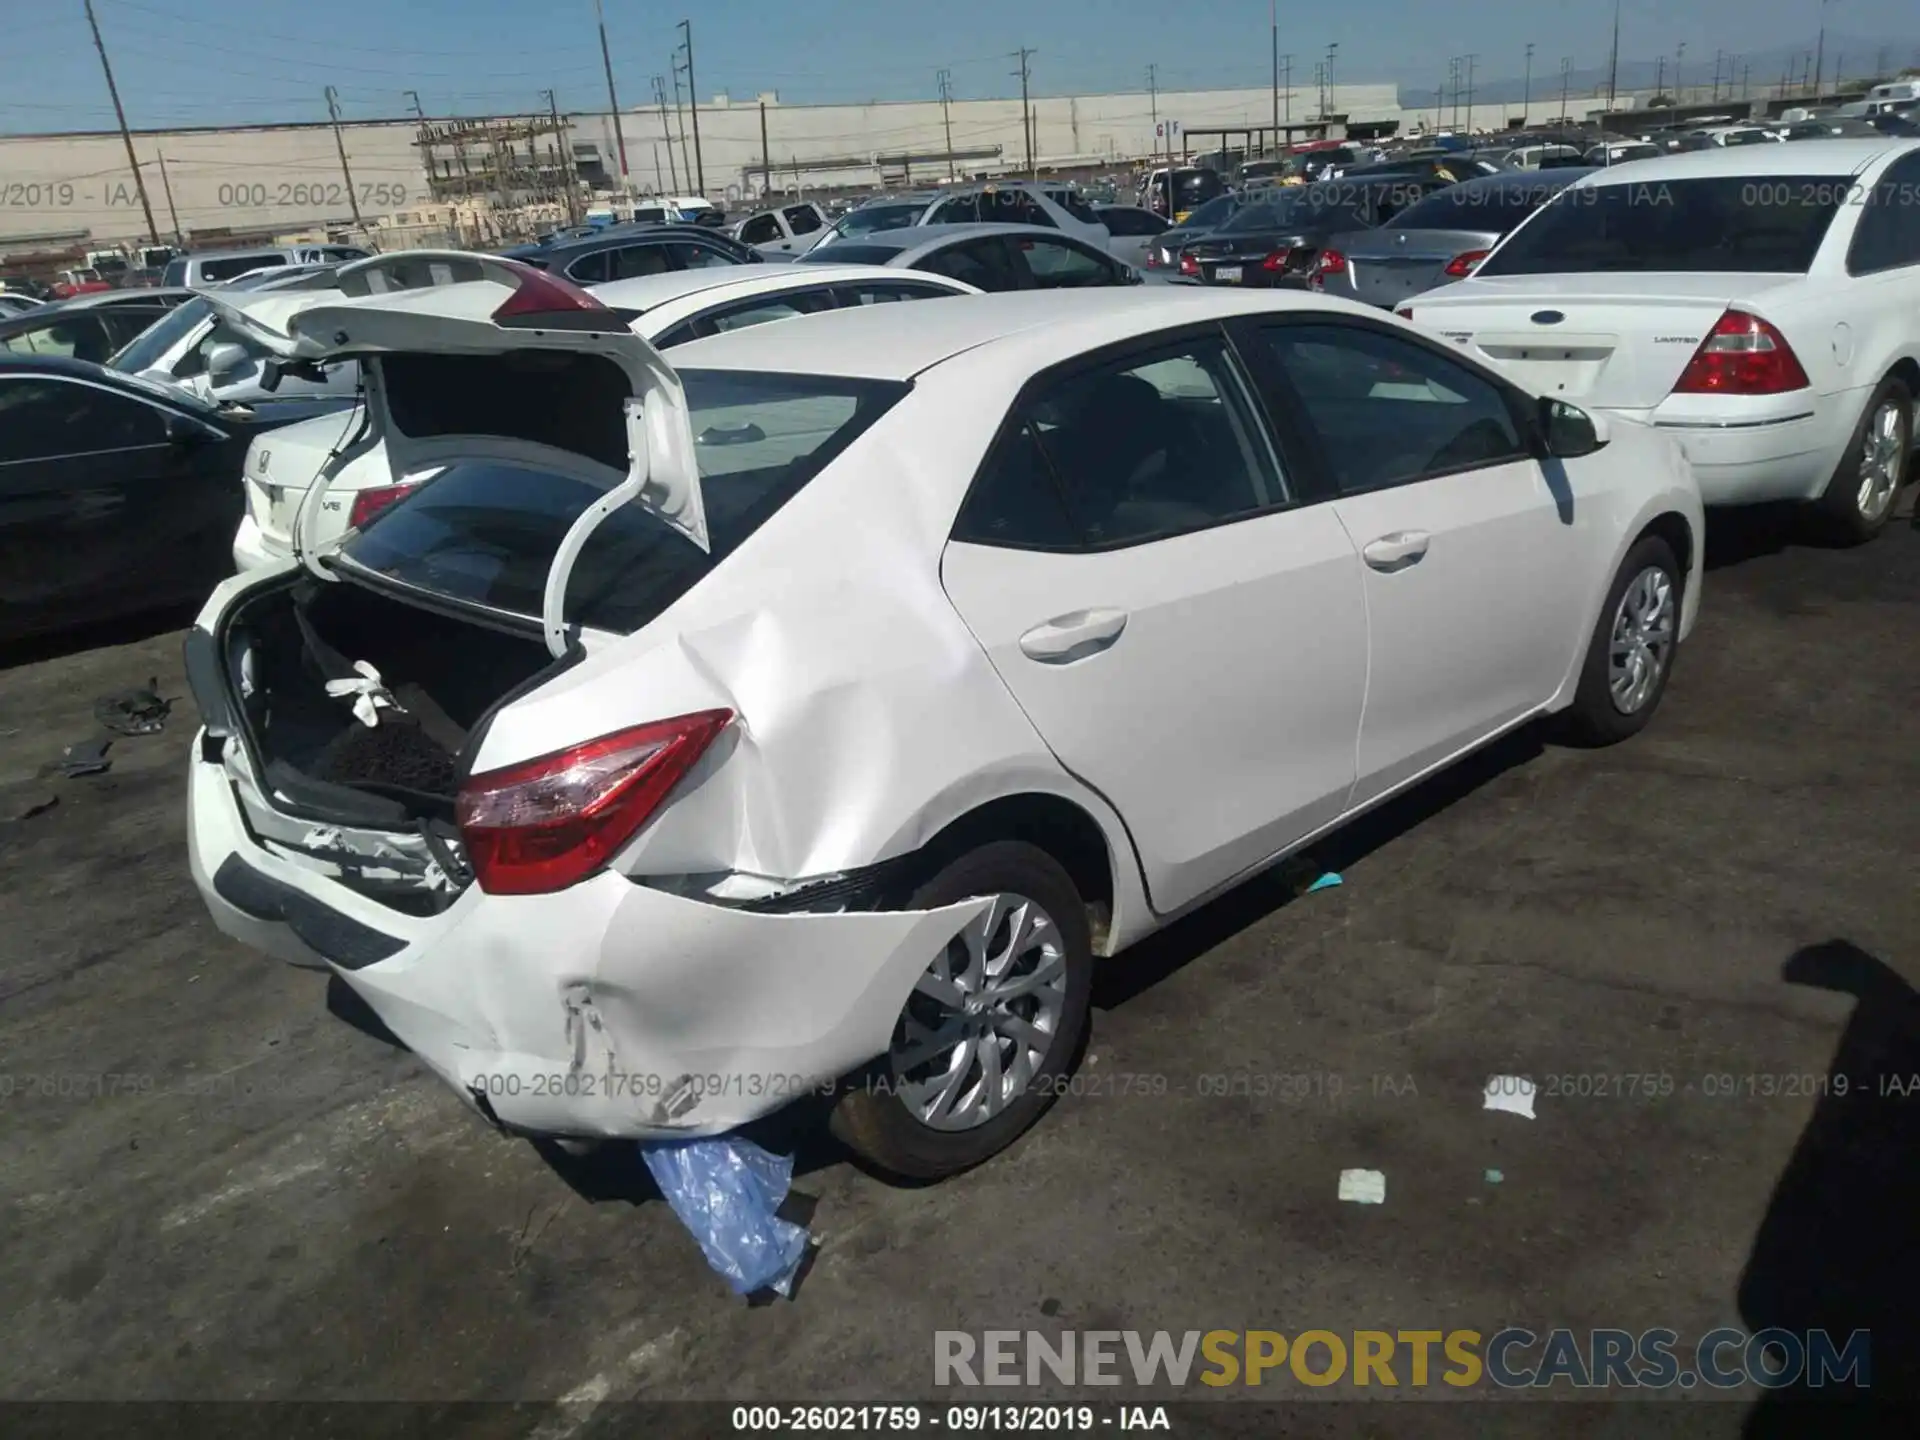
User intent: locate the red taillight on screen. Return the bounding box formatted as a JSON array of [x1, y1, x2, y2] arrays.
[[1316, 248, 1347, 276], [490, 261, 624, 331], [1394, 306, 1415, 320], [1179, 253, 1199, 277], [347, 481, 419, 530], [1672, 309, 1809, 395], [457, 710, 734, 895], [1443, 249, 1489, 278]]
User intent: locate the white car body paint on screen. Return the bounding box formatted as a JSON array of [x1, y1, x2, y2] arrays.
[[229, 263, 980, 572], [1399, 140, 1920, 506], [188, 284, 1702, 1143]]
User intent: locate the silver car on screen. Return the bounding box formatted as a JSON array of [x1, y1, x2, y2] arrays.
[[1314, 168, 1595, 310]]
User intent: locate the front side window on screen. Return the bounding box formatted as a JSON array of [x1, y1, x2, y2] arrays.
[[1478, 176, 1845, 275], [1255, 322, 1527, 493], [1017, 238, 1120, 289], [1001, 336, 1286, 547], [782, 205, 824, 235], [738, 214, 783, 245], [669, 241, 739, 270], [3, 314, 116, 364], [0, 377, 165, 462], [917, 237, 1023, 291], [927, 194, 983, 225], [609, 244, 675, 280], [697, 289, 834, 335]]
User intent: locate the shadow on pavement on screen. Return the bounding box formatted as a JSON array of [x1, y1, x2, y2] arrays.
[[1740, 940, 1920, 1436], [0, 602, 198, 672]]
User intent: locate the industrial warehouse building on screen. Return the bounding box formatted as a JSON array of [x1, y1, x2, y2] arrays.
[[0, 80, 1616, 252]]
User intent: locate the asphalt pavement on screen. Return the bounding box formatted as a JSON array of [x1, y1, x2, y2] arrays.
[[1, 500, 1917, 1437]]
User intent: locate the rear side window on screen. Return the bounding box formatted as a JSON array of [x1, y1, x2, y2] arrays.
[[739, 214, 783, 245], [200, 254, 285, 282], [799, 244, 901, 266], [609, 244, 675, 280], [162, 259, 188, 286], [341, 371, 909, 632], [562, 250, 613, 283], [834, 281, 960, 305], [1478, 176, 1846, 275], [669, 241, 740, 270], [1017, 238, 1120, 288], [782, 205, 824, 235], [918, 238, 1022, 291], [692, 288, 835, 336], [1848, 154, 1920, 274]]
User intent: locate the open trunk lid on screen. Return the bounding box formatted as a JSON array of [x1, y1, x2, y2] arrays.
[[204, 251, 705, 656], [1402, 272, 1802, 408]]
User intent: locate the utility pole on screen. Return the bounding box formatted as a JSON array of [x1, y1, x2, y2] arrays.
[[1523, 42, 1534, 119], [1147, 64, 1160, 189], [1813, 0, 1828, 97], [759, 99, 772, 198], [938, 70, 956, 180], [1742, 61, 1751, 98], [1280, 54, 1293, 133], [1326, 43, 1338, 113], [1559, 56, 1572, 121], [544, 89, 580, 223], [324, 87, 367, 232], [652, 77, 681, 191], [677, 20, 705, 194], [669, 61, 693, 191], [1606, 0, 1621, 107], [1675, 41, 1686, 101], [1463, 53, 1478, 131], [1269, 0, 1279, 147], [1435, 69, 1445, 129], [1448, 56, 1462, 129], [593, 0, 630, 191], [1012, 48, 1035, 178], [83, 0, 158, 245], [155, 151, 182, 245], [1655, 56, 1666, 97]]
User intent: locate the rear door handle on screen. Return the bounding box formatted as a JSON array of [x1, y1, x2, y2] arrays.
[[1018, 608, 1129, 664], [1361, 530, 1431, 571]]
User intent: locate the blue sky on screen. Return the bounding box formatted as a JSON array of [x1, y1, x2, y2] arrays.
[[5, 0, 1916, 132]]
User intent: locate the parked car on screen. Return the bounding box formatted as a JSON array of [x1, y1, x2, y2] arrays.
[[222, 257, 982, 571], [0, 292, 42, 317], [797, 224, 1146, 292], [1144, 193, 1247, 271], [1784, 117, 1885, 141], [0, 288, 198, 365], [1140, 166, 1228, 220], [163, 245, 371, 290], [1315, 168, 1596, 309], [108, 271, 361, 409], [1397, 140, 1920, 541], [1094, 204, 1170, 268], [0, 356, 349, 641], [182, 275, 1701, 1178], [731, 202, 829, 257], [1179, 177, 1454, 288], [1498, 143, 1586, 169], [804, 194, 941, 255], [1584, 142, 1665, 165], [908, 182, 1112, 249], [516, 224, 760, 284], [1340, 155, 1500, 184]]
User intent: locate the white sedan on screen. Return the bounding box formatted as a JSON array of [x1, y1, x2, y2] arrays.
[[224, 257, 978, 571], [1397, 139, 1920, 541], [184, 261, 1702, 1179]]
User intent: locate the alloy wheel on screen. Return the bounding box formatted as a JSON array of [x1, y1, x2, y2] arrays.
[[1854, 398, 1908, 524], [889, 893, 1068, 1132], [1608, 566, 1676, 716]]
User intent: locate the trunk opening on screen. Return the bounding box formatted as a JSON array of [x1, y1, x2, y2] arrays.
[[225, 575, 560, 833]]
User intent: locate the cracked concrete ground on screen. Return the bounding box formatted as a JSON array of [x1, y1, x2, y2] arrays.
[[1, 503, 1916, 1435]]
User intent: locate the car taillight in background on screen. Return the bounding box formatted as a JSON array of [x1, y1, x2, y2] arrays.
[[457, 710, 734, 895], [1672, 309, 1810, 395], [1394, 305, 1415, 320], [1178, 253, 1200, 277], [1443, 249, 1489, 277], [347, 481, 420, 530]]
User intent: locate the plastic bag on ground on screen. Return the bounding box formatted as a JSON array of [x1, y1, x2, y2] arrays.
[[641, 1135, 811, 1296]]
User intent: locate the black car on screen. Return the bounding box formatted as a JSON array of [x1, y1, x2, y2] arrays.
[[0, 289, 198, 366], [1143, 166, 1227, 220], [1144, 192, 1250, 271], [513, 224, 761, 285], [1179, 177, 1453, 288], [0, 356, 350, 641], [1338, 156, 1500, 184]]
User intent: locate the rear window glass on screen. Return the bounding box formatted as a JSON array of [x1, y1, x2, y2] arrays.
[[1388, 181, 1569, 229], [340, 370, 908, 633], [799, 243, 901, 265], [1479, 176, 1845, 275]]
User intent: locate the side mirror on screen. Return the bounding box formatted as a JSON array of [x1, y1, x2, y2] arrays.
[[1538, 397, 1608, 458], [204, 340, 250, 383]]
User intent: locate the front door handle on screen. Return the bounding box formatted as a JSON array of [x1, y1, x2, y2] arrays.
[[1018, 608, 1129, 664], [1361, 530, 1431, 571]]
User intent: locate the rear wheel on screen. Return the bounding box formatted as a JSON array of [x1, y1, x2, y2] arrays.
[[1556, 534, 1683, 747], [1812, 377, 1911, 545], [830, 842, 1092, 1181]]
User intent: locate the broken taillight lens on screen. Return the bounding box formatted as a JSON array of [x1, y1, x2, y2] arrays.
[[457, 711, 734, 895], [347, 481, 419, 530]]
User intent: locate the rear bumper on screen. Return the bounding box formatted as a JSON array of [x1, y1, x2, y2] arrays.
[[1620, 394, 1856, 507], [187, 742, 989, 1140]]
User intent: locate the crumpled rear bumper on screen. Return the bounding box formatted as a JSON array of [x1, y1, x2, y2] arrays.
[[187, 741, 988, 1139]]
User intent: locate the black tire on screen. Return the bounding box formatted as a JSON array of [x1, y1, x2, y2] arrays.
[[829, 841, 1092, 1182], [1811, 376, 1912, 545], [1556, 534, 1683, 748]]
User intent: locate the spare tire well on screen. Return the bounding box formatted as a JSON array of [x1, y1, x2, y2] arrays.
[[908, 795, 1118, 951]]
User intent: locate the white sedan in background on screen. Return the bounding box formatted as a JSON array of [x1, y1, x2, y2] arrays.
[[1397, 139, 1920, 541], [186, 259, 1701, 1181], [226, 258, 979, 570]]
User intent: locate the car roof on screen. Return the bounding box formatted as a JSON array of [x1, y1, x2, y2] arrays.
[[51, 286, 197, 310], [829, 222, 1076, 256], [590, 262, 966, 313], [1575, 137, 1913, 181], [539, 225, 739, 259], [668, 287, 1362, 381], [1441, 166, 1598, 194]]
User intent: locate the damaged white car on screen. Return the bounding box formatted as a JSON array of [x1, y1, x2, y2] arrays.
[[186, 256, 1704, 1179]]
